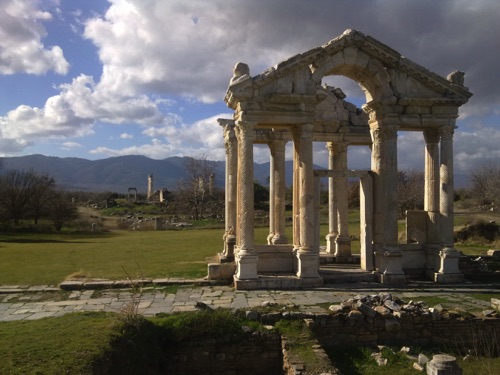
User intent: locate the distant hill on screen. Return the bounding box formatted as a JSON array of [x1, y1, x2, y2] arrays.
[[0, 154, 278, 193], [0, 154, 470, 193]]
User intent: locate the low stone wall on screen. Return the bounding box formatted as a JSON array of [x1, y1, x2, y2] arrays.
[[165, 331, 283, 375], [310, 314, 500, 350]]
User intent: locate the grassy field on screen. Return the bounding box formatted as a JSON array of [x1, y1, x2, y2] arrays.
[[0, 208, 497, 285]]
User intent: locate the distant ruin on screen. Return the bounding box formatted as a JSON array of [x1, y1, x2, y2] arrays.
[[212, 29, 472, 289]]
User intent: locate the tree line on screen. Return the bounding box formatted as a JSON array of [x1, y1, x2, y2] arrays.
[[0, 169, 78, 230]]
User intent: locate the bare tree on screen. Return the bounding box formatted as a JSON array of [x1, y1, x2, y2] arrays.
[[48, 190, 79, 231], [0, 170, 40, 225], [174, 155, 218, 220], [471, 162, 500, 208], [29, 173, 56, 224], [398, 170, 425, 218]]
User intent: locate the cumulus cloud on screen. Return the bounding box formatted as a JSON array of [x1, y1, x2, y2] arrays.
[[120, 133, 133, 139], [0, 0, 69, 75], [90, 113, 231, 160], [0, 0, 498, 177]]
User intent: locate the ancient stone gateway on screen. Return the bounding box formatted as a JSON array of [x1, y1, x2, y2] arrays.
[[216, 29, 472, 289]]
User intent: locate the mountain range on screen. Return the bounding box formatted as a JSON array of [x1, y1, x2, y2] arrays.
[[0, 154, 278, 193], [0, 154, 471, 193]]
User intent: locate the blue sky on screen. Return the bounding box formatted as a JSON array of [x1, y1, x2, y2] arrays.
[[0, 0, 499, 177]]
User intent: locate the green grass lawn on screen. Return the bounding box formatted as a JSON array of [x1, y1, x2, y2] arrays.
[[0, 207, 496, 286], [0, 230, 224, 285]]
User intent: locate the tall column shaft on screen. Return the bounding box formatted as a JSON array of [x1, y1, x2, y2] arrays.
[[334, 142, 351, 257], [292, 137, 300, 249], [423, 129, 441, 244], [439, 126, 455, 247], [370, 122, 399, 248], [234, 120, 258, 279], [294, 124, 319, 278], [267, 144, 275, 244], [221, 122, 237, 259], [271, 140, 288, 244], [325, 142, 338, 254]]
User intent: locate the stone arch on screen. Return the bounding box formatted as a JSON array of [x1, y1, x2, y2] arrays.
[[219, 29, 472, 289]]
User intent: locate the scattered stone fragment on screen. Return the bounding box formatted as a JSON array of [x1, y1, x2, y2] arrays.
[[418, 353, 430, 365], [413, 362, 425, 371], [374, 305, 391, 316], [329, 304, 344, 313], [384, 299, 401, 311], [482, 309, 496, 317], [356, 301, 377, 318]]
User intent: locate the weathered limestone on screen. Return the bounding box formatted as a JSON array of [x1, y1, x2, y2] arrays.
[[221, 29, 472, 289], [426, 354, 462, 375], [269, 140, 288, 245], [234, 121, 258, 280], [219, 119, 237, 262], [435, 125, 464, 283], [325, 143, 338, 254], [295, 124, 320, 279]]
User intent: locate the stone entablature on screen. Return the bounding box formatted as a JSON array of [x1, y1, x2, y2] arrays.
[[218, 29, 472, 289]]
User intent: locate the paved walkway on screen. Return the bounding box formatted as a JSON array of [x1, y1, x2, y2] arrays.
[[1, 281, 498, 322]]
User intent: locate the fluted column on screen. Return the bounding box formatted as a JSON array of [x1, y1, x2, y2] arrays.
[[220, 121, 237, 260], [292, 137, 300, 250], [370, 122, 400, 248], [334, 142, 351, 257], [267, 143, 275, 244], [439, 126, 455, 247], [234, 120, 258, 279], [294, 124, 320, 278], [325, 142, 338, 254], [436, 125, 463, 283], [271, 140, 288, 244], [370, 118, 405, 284]]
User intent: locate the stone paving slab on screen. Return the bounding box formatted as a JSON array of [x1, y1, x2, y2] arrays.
[[0, 282, 499, 322]]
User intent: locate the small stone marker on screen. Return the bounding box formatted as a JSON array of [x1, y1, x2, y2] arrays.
[[426, 354, 462, 375]]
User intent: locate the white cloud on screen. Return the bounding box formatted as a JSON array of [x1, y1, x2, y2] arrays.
[[0, 0, 69, 75], [120, 133, 133, 139], [60, 141, 83, 150], [90, 113, 231, 161]]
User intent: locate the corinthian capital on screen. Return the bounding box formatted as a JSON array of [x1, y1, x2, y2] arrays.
[[423, 129, 440, 144], [439, 125, 455, 141]]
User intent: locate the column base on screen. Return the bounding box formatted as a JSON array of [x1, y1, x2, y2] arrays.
[[374, 247, 406, 284], [335, 236, 352, 257], [235, 250, 258, 280], [375, 272, 407, 284], [325, 234, 336, 254], [434, 272, 465, 284], [218, 252, 234, 263], [296, 249, 320, 278], [272, 233, 288, 245]]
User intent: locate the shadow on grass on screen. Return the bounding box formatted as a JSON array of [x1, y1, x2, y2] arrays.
[[0, 232, 120, 244]]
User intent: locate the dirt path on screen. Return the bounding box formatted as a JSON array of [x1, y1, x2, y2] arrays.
[[77, 206, 120, 230]]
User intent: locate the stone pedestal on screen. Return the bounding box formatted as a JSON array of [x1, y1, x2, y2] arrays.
[[235, 251, 258, 280], [220, 234, 236, 262], [335, 235, 352, 258], [296, 250, 320, 278], [376, 248, 406, 284], [426, 354, 462, 375], [434, 247, 464, 283], [325, 234, 336, 254]]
